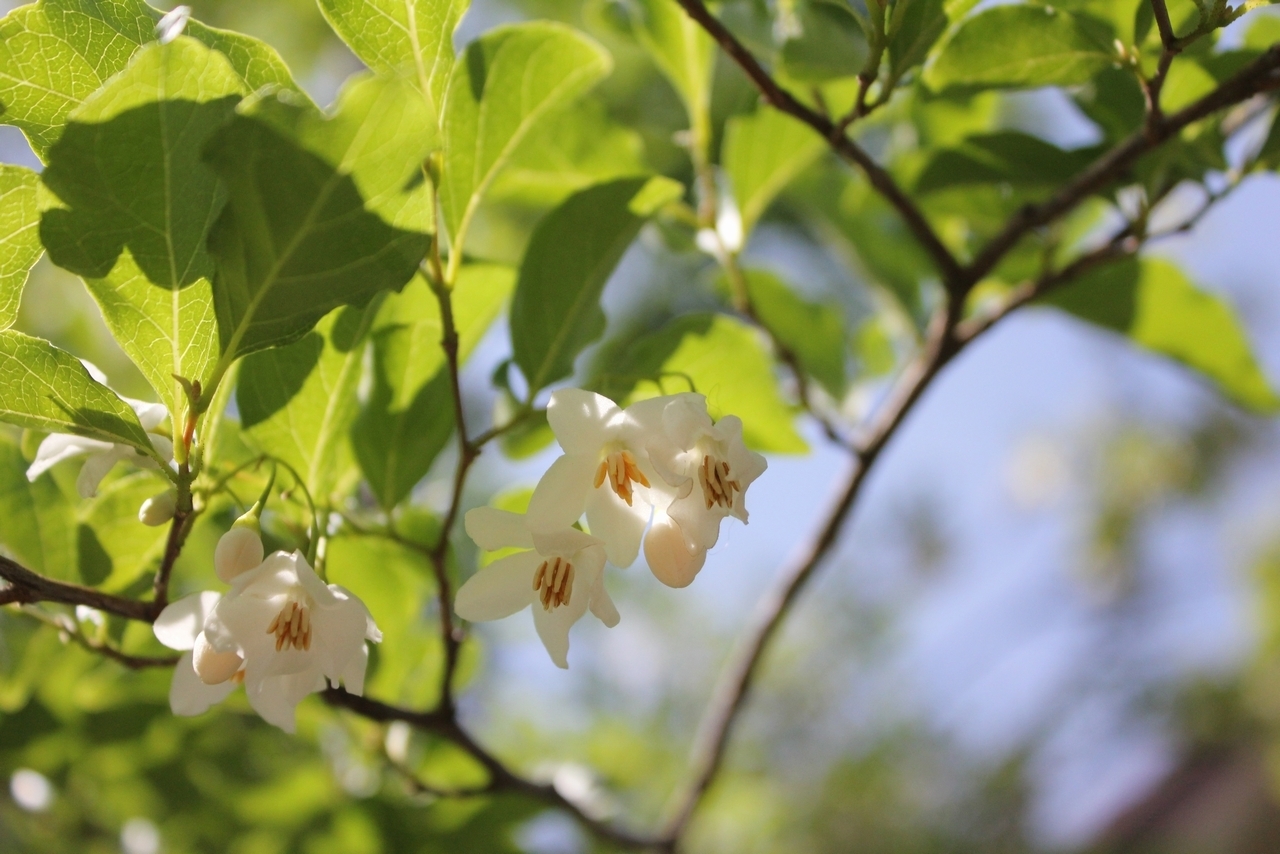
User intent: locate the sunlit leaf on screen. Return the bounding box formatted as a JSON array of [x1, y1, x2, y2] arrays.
[[0, 165, 41, 329], [628, 0, 715, 133], [723, 108, 825, 238], [0, 433, 76, 580], [510, 176, 683, 393], [1044, 257, 1280, 412]]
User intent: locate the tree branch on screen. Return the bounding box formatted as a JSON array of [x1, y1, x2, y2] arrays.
[[670, 0, 965, 291], [0, 556, 155, 622]]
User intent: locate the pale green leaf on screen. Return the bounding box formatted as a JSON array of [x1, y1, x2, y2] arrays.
[[237, 302, 379, 506], [354, 265, 514, 509], [0, 0, 300, 157], [0, 165, 41, 329], [742, 269, 846, 397], [78, 471, 168, 591], [317, 0, 467, 122], [440, 22, 612, 257], [0, 330, 154, 451], [608, 313, 807, 453], [203, 109, 430, 369], [0, 433, 76, 580], [1044, 257, 1280, 412], [724, 107, 826, 237], [39, 37, 241, 419], [510, 176, 683, 393], [925, 5, 1115, 91]]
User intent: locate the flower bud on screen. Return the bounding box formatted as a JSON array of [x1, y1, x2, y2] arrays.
[[138, 489, 177, 526], [214, 526, 264, 583], [643, 518, 706, 588], [192, 633, 243, 685]]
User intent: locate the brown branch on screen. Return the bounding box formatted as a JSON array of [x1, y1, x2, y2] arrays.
[[1151, 0, 1177, 52], [670, 0, 964, 291], [150, 495, 194, 618], [966, 44, 1280, 290], [0, 556, 155, 622]]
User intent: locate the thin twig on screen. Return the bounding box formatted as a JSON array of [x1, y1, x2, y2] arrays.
[[9, 605, 180, 669], [671, 0, 965, 290], [0, 557, 155, 622]]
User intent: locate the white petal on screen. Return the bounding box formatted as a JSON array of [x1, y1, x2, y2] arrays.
[[169, 651, 236, 716], [79, 360, 109, 384], [588, 574, 620, 628], [309, 594, 373, 682], [464, 506, 534, 551], [529, 526, 604, 560], [644, 517, 707, 588], [214, 527, 264, 583], [454, 551, 541, 622], [526, 454, 596, 534], [129, 400, 169, 431], [153, 591, 222, 651], [661, 393, 712, 449], [338, 644, 369, 696], [293, 551, 341, 608], [245, 668, 319, 734], [531, 580, 591, 669], [584, 486, 648, 568], [75, 446, 129, 498], [148, 433, 175, 464], [668, 491, 726, 551], [25, 434, 104, 481], [546, 389, 616, 454]]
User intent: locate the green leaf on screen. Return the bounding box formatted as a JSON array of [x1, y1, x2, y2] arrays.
[[603, 313, 806, 453], [440, 22, 612, 258], [78, 471, 168, 591], [510, 176, 683, 393], [913, 131, 1099, 194], [741, 269, 846, 397], [628, 0, 715, 134], [0, 165, 42, 329], [247, 73, 436, 234], [1044, 258, 1280, 412], [488, 98, 647, 208], [778, 0, 868, 82], [237, 302, 379, 506], [202, 110, 430, 369], [925, 5, 1115, 92], [0, 433, 76, 580], [39, 37, 243, 419], [887, 0, 952, 82], [354, 265, 514, 509], [0, 330, 154, 451], [723, 107, 826, 238], [0, 0, 300, 157], [317, 0, 467, 123]]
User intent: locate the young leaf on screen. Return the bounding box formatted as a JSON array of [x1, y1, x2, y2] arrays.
[[202, 112, 430, 370], [913, 132, 1099, 194], [723, 108, 826, 238], [354, 265, 514, 509], [317, 0, 467, 122], [0, 330, 154, 452], [604, 313, 807, 453], [0, 165, 42, 329], [510, 176, 683, 394], [888, 0, 973, 82], [925, 5, 1115, 92], [1044, 258, 1280, 413], [0, 434, 77, 581], [741, 269, 847, 397], [0, 0, 299, 157], [237, 303, 379, 505], [39, 37, 244, 420], [440, 22, 612, 257]]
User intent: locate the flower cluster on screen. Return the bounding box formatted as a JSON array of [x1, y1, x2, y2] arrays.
[[154, 524, 381, 733], [455, 390, 766, 668]]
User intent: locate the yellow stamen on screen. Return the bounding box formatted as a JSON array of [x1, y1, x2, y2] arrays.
[[266, 600, 313, 652], [533, 557, 575, 610], [698, 454, 740, 510]]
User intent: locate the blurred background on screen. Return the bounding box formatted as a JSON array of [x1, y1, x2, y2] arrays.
[[3, 1, 1280, 852]]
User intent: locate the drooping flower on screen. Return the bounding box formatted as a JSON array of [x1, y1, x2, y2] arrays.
[[644, 394, 767, 588], [154, 529, 380, 732], [25, 363, 173, 498], [526, 389, 676, 567], [456, 506, 618, 668]]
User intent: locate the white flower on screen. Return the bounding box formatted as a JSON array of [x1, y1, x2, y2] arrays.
[[138, 490, 177, 526], [25, 365, 172, 498], [153, 530, 381, 733], [155, 5, 191, 44], [214, 525, 265, 583], [456, 507, 618, 669], [526, 389, 676, 567], [200, 546, 381, 733], [644, 393, 767, 587]]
